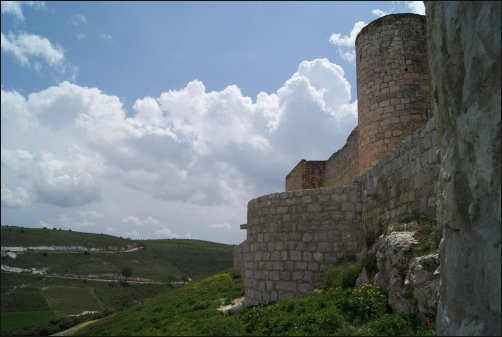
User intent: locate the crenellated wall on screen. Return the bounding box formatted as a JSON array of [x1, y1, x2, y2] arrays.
[[235, 8, 500, 335], [285, 160, 326, 191], [285, 14, 431, 191], [237, 13, 440, 308], [240, 118, 439, 305]]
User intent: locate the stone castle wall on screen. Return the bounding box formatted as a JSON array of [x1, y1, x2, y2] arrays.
[[237, 13, 440, 307], [285, 160, 326, 191], [285, 14, 432, 191], [356, 14, 431, 176], [360, 118, 439, 235], [322, 127, 359, 188], [241, 119, 439, 305], [236, 6, 500, 335], [243, 186, 363, 306]]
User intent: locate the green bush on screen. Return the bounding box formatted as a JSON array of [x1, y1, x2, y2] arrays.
[[315, 258, 361, 289], [242, 294, 345, 336], [326, 284, 388, 323], [388, 214, 442, 256], [365, 222, 386, 248], [367, 312, 415, 336]]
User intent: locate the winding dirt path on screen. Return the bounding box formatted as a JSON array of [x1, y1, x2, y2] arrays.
[[51, 314, 116, 336]]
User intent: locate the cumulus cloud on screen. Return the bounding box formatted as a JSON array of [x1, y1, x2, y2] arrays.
[[69, 14, 87, 26], [328, 21, 366, 62], [210, 223, 231, 230], [1, 32, 64, 66], [1, 1, 45, 21], [122, 215, 161, 227], [121, 215, 179, 238], [1, 58, 357, 242], [154, 227, 179, 238], [406, 1, 425, 15], [79, 210, 103, 218], [1, 31, 77, 81], [32, 151, 103, 207], [1, 148, 33, 176], [371, 9, 389, 17], [1, 184, 30, 208], [39, 221, 53, 229]]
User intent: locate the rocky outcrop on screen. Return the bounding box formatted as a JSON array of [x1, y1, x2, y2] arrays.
[[374, 232, 419, 313], [404, 253, 440, 320], [426, 1, 501, 335], [371, 231, 439, 319]]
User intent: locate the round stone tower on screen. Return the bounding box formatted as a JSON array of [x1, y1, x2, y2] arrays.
[[355, 14, 431, 176]]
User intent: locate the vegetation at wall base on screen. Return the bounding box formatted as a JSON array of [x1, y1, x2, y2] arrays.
[[388, 213, 441, 256], [77, 271, 436, 336], [313, 256, 360, 289]]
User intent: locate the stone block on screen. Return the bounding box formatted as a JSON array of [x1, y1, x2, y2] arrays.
[[290, 250, 302, 261], [281, 271, 291, 281], [313, 252, 324, 262], [292, 271, 303, 280], [295, 262, 307, 270]]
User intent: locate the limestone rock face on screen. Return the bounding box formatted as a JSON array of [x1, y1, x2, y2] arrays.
[[426, 1, 501, 335], [372, 233, 440, 319], [374, 232, 418, 313], [404, 253, 440, 320]]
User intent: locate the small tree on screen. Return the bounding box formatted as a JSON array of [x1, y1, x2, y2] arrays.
[[121, 265, 133, 281]]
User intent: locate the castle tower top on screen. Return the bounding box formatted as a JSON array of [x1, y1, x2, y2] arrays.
[[355, 13, 432, 175]]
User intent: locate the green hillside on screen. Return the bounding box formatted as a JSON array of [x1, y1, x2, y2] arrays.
[[1, 226, 235, 336], [1, 226, 135, 248], [77, 271, 436, 336]]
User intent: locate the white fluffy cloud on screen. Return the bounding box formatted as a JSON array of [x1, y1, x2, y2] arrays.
[[406, 1, 425, 15], [210, 223, 231, 230], [1, 1, 45, 21], [1, 58, 357, 242], [1, 32, 65, 66], [328, 21, 366, 62], [69, 14, 87, 26], [371, 9, 389, 17], [1, 184, 30, 208]]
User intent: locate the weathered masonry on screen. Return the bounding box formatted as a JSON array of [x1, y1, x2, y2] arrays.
[[286, 14, 431, 191], [235, 13, 438, 306]]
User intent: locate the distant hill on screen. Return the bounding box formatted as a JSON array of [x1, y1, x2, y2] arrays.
[[1, 226, 136, 248], [1, 226, 235, 336]]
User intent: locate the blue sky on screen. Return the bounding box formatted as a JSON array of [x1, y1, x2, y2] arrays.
[[1, 1, 425, 244]]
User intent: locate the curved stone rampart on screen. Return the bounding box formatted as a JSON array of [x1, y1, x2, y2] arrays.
[[243, 186, 363, 306]]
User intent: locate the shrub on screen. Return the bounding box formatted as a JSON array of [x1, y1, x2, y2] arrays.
[[361, 250, 377, 277], [365, 222, 386, 248], [315, 258, 361, 289], [121, 265, 133, 280], [326, 284, 388, 323], [389, 214, 442, 256], [367, 312, 415, 336]]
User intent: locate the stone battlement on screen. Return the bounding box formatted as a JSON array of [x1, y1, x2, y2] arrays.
[[236, 13, 438, 307], [285, 13, 431, 191]]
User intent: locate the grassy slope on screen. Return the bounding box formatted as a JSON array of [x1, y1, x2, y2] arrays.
[[78, 272, 436, 336], [1, 226, 135, 248], [1, 227, 235, 335], [0, 311, 57, 333]]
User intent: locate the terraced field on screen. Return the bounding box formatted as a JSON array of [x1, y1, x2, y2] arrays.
[[0, 226, 234, 336]]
